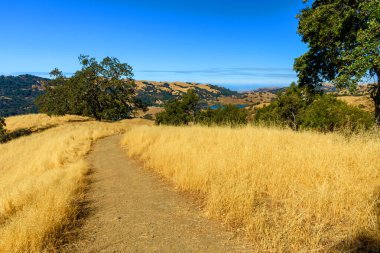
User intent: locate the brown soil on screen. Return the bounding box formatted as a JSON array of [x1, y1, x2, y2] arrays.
[[64, 135, 253, 253]]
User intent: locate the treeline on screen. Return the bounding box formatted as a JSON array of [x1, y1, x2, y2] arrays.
[[155, 90, 248, 126], [155, 85, 374, 132], [255, 83, 373, 132]]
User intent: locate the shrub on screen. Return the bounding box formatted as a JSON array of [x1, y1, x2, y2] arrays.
[[196, 105, 248, 126], [255, 83, 314, 130], [142, 114, 154, 121], [156, 91, 248, 127], [254, 84, 374, 132], [155, 89, 200, 125], [0, 128, 33, 144], [302, 95, 374, 132], [0, 117, 5, 137]]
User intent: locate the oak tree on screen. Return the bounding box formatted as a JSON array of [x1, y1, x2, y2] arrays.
[[295, 0, 380, 123], [36, 56, 146, 121]]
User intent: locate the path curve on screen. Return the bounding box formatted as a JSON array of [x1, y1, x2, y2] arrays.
[[66, 135, 252, 253]]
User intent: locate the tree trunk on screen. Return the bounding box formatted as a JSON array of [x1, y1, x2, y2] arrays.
[[375, 90, 380, 126], [373, 70, 380, 125]]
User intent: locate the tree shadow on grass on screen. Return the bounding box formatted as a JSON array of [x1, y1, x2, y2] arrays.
[[55, 169, 98, 252], [335, 189, 380, 253], [0, 125, 57, 143], [335, 233, 380, 253]]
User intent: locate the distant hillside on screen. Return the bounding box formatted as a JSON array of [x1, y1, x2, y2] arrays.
[[0, 76, 244, 117], [0, 75, 47, 117], [252, 87, 287, 94], [1, 75, 375, 118], [134, 80, 240, 106]]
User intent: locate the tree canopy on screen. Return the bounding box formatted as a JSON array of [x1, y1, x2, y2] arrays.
[[295, 0, 380, 123], [155, 89, 200, 125], [195, 104, 248, 126], [156, 89, 249, 126], [255, 83, 314, 130], [255, 84, 373, 132], [36, 56, 146, 121]]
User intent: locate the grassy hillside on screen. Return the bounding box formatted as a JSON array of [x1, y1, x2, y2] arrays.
[[4, 114, 90, 132], [3, 114, 380, 252], [122, 126, 380, 252], [134, 80, 240, 106], [338, 96, 374, 112], [0, 114, 151, 252]]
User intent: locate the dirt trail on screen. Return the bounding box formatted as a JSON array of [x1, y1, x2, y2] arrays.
[[65, 135, 252, 253]]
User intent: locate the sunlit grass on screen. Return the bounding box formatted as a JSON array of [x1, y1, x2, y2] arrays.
[[4, 114, 90, 132], [0, 114, 152, 252], [122, 125, 380, 252]]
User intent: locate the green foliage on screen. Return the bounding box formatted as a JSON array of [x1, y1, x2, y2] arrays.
[[208, 84, 240, 97], [142, 114, 154, 121], [295, 0, 380, 123], [0, 75, 47, 117], [0, 125, 57, 144], [255, 85, 374, 132], [196, 105, 248, 126], [156, 90, 248, 126], [302, 95, 374, 132], [0, 128, 32, 144], [36, 56, 146, 121], [255, 83, 315, 130], [155, 89, 200, 125]]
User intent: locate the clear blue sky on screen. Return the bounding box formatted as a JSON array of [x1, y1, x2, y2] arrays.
[[0, 0, 307, 90]]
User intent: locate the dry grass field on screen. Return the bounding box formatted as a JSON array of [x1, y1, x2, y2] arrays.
[[122, 126, 380, 252], [0, 121, 122, 252], [5, 114, 90, 132], [338, 96, 374, 112], [0, 115, 153, 252]]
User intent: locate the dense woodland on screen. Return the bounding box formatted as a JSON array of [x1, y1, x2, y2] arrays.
[[0, 75, 47, 117]]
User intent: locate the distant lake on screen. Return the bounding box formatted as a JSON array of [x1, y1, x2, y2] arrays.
[[210, 104, 248, 110]]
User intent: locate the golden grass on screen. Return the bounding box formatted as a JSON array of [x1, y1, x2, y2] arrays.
[[122, 126, 380, 252], [338, 96, 374, 112], [136, 107, 164, 119], [5, 114, 90, 132], [0, 114, 155, 252]]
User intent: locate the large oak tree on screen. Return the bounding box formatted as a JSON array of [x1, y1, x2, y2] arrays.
[[36, 56, 146, 121], [295, 0, 380, 123]]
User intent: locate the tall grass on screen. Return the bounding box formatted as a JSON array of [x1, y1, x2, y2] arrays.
[[122, 126, 380, 252], [5, 114, 90, 132], [0, 119, 125, 252]]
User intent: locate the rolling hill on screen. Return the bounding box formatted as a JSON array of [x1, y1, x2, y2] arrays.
[[0, 75, 276, 117], [0, 75, 47, 117], [0, 74, 374, 118]]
